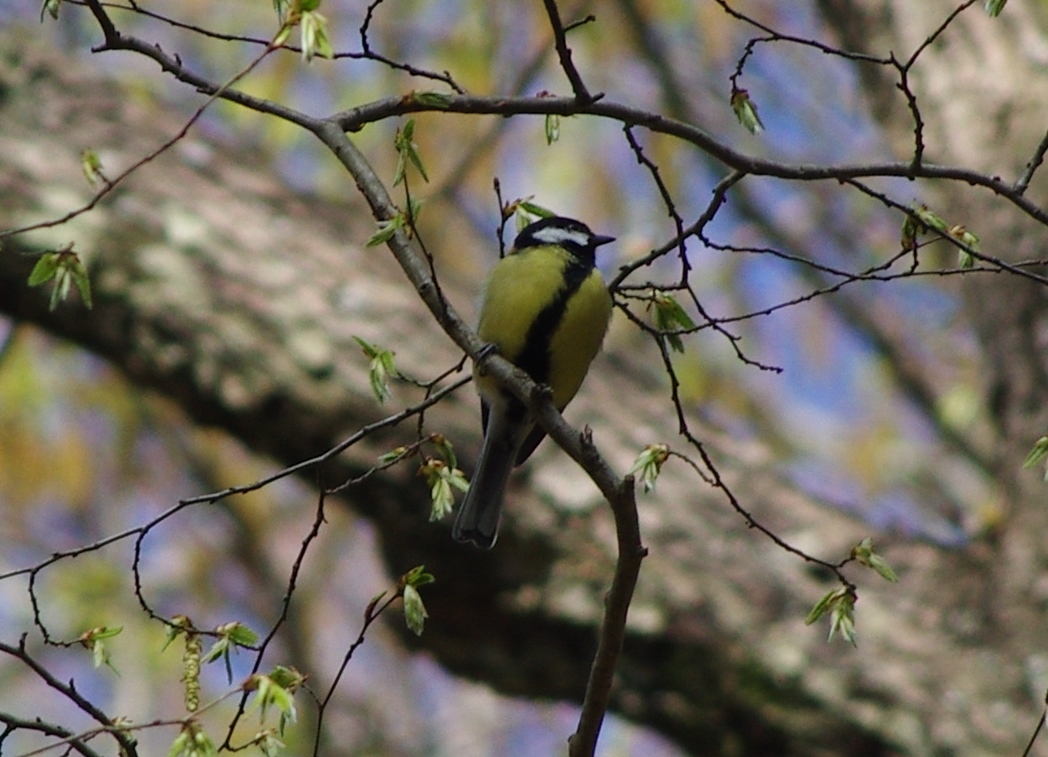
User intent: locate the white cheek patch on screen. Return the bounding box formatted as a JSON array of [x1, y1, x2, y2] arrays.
[[532, 226, 589, 247]]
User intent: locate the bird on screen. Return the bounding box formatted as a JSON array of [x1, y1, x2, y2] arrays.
[[452, 215, 615, 548]]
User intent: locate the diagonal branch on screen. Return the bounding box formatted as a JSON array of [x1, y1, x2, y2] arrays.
[[540, 0, 599, 102]]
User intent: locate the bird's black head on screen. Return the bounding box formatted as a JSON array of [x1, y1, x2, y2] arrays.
[[512, 216, 615, 262]]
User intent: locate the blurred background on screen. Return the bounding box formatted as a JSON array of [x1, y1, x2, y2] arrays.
[[0, 1, 1035, 755]]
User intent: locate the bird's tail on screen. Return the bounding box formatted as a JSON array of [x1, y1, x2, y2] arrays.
[[452, 411, 524, 549]]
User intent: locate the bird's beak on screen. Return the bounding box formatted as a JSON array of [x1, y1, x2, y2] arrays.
[[592, 234, 615, 248]]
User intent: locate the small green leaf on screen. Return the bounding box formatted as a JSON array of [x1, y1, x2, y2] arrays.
[[366, 213, 404, 247], [300, 9, 333, 62], [273, 22, 293, 48], [250, 672, 298, 735], [805, 588, 857, 645], [353, 336, 397, 403], [254, 729, 285, 757], [429, 433, 458, 470], [39, 0, 60, 21], [268, 665, 305, 691], [650, 291, 696, 353], [828, 594, 857, 645], [730, 87, 764, 134], [27, 253, 60, 286], [545, 113, 560, 145], [29, 247, 92, 310], [51, 269, 70, 311], [900, 214, 919, 253], [80, 626, 122, 672], [71, 265, 93, 309], [223, 621, 259, 647], [985, 0, 1007, 16], [161, 615, 192, 653], [852, 537, 899, 583], [1025, 436, 1048, 469], [628, 443, 670, 493], [516, 200, 554, 220], [950, 225, 980, 251], [805, 589, 840, 626], [273, 0, 291, 24], [403, 564, 436, 588], [379, 446, 409, 465], [1024, 436, 1048, 481], [507, 200, 556, 234], [412, 91, 453, 109], [202, 622, 258, 684], [81, 148, 104, 186], [394, 119, 429, 185], [912, 203, 948, 234], [403, 584, 428, 636], [421, 458, 468, 521], [946, 224, 979, 269]]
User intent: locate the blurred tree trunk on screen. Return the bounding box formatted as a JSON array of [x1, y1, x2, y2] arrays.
[[816, 0, 1048, 749], [1, 19, 1046, 755]]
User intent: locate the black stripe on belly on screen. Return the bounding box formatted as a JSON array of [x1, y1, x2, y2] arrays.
[[513, 258, 591, 390]]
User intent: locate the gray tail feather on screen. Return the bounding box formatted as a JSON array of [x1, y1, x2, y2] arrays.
[[452, 413, 524, 549]]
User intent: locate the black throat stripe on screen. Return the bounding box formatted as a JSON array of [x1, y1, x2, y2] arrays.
[[513, 256, 591, 392]]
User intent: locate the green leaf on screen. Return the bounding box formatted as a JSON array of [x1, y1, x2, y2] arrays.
[[394, 119, 429, 185], [985, 0, 1007, 16], [948, 224, 979, 269], [39, 0, 60, 21], [29, 248, 92, 310], [202, 622, 258, 684], [223, 621, 259, 647], [805, 588, 857, 645], [300, 9, 333, 62], [412, 91, 453, 109], [71, 265, 93, 309], [627, 443, 670, 493], [516, 200, 554, 220], [403, 564, 436, 588], [250, 672, 298, 734], [254, 729, 285, 757], [852, 537, 899, 583], [730, 87, 764, 134], [80, 626, 122, 673], [403, 584, 428, 636], [81, 148, 104, 186], [1023, 436, 1048, 469], [273, 22, 293, 48], [167, 722, 217, 757], [429, 433, 458, 470], [27, 253, 60, 286], [366, 213, 404, 247], [268, 665, 305, 691], [161, 616, 191, 653], [805, 589, 840, 626], [420, 458, 467, 521], [828, 594, 857, 645], [912, 203, 948, 235], [900, 214, 919, 253], [378, 445, 409, 465], [353, 336, 397, 403], [650, 291, 696, 353], [545, 113, 560, 145]]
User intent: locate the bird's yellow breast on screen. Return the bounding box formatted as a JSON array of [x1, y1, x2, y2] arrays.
[[475, 245, 611, 409]]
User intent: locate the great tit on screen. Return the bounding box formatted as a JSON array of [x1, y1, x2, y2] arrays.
[[452, 216, 614, 548]]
